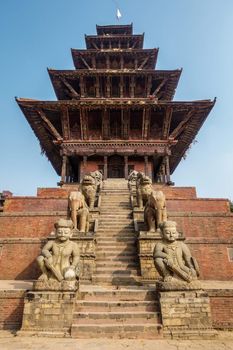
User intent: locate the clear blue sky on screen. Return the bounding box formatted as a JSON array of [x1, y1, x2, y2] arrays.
[[0, 0, 233, 198]]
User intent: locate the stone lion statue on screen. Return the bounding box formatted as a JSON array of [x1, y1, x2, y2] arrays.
[[68, 191, 90, 232], [89, 170, 103, 191], [144, 190, 167, 232], [80, 174, 97, 209], [153, 221, 199, 283], [136, 173, 153, 208]]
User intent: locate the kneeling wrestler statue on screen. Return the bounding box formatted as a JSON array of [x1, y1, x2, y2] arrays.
[[36, 219, 80, 290], [153, 221, 199, 284]]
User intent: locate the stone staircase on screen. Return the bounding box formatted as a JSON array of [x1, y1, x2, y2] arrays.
[[71, 179, 162, 338]]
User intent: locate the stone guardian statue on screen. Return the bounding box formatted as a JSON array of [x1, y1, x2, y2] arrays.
[[153, 221, 199, 284], [36, 219, 80, 290]]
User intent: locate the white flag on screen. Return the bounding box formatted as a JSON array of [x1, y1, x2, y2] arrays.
[[116, 8, 122, 20]]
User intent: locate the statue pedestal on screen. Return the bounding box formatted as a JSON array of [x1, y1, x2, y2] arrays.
[[157, 284, 218, 339], [18, 290, 78, 337]]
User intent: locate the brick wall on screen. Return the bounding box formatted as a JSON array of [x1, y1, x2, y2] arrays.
[[0, 291, 25, 330], [4, 198, 68, 212], [210, 295, 233, 329]]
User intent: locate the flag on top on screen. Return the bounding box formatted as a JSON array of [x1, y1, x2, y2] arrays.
[[116, 8, 122, 20]]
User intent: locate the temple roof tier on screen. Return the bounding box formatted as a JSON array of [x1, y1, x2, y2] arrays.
[[48, 69, 182, 101], [71, 48, 159, 70], [96, 24, 133, 35], [85, 34, 144, 50], [17, 98, 215, 176]]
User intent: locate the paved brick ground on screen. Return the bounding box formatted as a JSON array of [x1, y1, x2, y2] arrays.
[[0, 331, 233, 350]]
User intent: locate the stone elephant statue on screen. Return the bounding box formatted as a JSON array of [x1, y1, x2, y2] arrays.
[[144, 190, 167, 232], [68, 191, 90, 232], [136, 173, 153, 208]]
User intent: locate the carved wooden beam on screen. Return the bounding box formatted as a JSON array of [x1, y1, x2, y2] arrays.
[[92, 42, 99, 50], [162, 107, 173, 139], [131, 40, 138, 49], [139, 56, 149, 69], [80, 55, 91, 69], [170, 109, 194, 139], [61, 106, 70, 140], [60, 77, 80, 99], [152, 78, 168, 97], [91, 56, 96, 69], [37, 109, 62, 140]]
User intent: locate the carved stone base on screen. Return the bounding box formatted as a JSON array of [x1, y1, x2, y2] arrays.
[[158, 289, 218, 339], [156, 279, 202, 291], [34, 279, 79, 291], [18, 290, 78, 336]]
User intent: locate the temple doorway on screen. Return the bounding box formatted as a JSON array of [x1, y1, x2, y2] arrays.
[[108, 155, 124, 178]]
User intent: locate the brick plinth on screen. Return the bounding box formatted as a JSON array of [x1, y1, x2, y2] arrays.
[[19, 291, 77, 336], [159, 289, 217, 339]]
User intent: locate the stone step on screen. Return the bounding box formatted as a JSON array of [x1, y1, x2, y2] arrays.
[[75, 300, 158, 312], [95, 269, 139, 275], [97, 242, 136, 247], [97, 237, 136, 242], [71, 324, 162, 339], [96, 262, 138, 268], [80, 288, 157, 301], [96, 257, 138, 262], [96, 253, 138, 259], [92, 275, 141, 285], [73, 311, 160, 324]]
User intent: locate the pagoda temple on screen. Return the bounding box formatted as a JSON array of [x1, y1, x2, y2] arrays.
[[17, 23, 215, 183]]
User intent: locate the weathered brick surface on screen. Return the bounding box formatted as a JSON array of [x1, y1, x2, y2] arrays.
[[0, 215, 65, 238], [152, 185, 197, 199], [167, 198, 230, 213], [4, 198, 68, 212], [189, 244, 233, 281], [0, 291, 25, 330], [210, 296, 233, 329], [0, 241, 41, 279]]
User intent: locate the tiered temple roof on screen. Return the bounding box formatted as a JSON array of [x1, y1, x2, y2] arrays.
[[17, 24, 215, 183]]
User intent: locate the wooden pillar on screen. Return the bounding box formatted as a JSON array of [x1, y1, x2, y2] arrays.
[[165, 155, 170, 182], [96, 76, 100, 98], [104, 156, 108, 180], [124, 156, 128, 179], [120, 76, 124, 98], [106, 55, 110, 69], [83, 156, 87, 179], [61, 155, 67, 183], [106, 76, 111, 98], [130, 76, 135, 98], [144, 156, 149, 176], [135, 57, 138, 69], [80, 76, 85, 97], [120, 55, 124, 69]]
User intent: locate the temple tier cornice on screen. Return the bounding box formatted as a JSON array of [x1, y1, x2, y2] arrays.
[[48, 68, 181, 101], [16, 97, 215, 176], [85, 34, 144, 49], [59, 140, 175, 157], [71, 48, 159, 70]]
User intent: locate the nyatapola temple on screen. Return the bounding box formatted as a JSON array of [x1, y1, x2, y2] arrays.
[[0, 24, 232, 339]]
